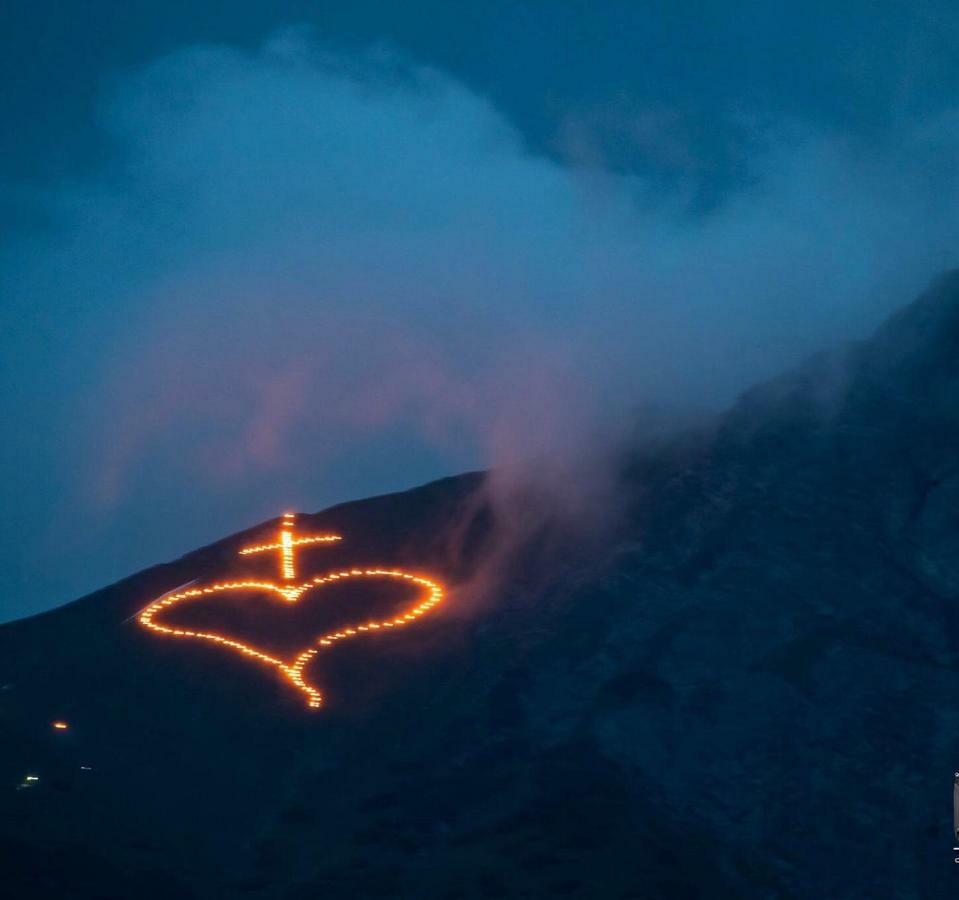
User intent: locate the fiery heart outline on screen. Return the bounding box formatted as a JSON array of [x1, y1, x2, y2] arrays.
[[138, 569, 444, 708], [137, 513, 445, 709]]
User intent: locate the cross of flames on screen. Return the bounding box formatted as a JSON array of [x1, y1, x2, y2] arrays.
[[238, 511, 341, 582], [137, 513, 445, 709]]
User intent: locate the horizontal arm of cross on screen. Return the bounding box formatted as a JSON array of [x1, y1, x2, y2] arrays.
[[239, 535, 341, 556]]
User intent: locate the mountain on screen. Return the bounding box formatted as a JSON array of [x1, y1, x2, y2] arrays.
[[4, 272, 959, 899]]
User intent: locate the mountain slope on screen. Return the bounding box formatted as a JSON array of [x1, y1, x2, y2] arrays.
[[4, 274, 959, 898]]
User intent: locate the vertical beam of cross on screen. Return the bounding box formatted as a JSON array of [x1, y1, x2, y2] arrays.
[[239, 513, 342, 581], [280, 513, 295, 580]]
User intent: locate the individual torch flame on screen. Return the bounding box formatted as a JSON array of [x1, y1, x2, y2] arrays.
[[137, 514, 445, 710]]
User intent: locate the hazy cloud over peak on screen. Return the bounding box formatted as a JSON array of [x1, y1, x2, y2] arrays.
[[2, 28, 959, 619]]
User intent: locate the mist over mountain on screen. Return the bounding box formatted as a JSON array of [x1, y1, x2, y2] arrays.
[[9, 27, 959, 622], [3, 272, 959, 898]]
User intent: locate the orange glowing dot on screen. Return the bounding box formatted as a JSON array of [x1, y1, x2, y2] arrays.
[[52, 721, 68, 730]]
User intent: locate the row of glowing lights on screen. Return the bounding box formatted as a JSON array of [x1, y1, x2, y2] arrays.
[[285, 570, 442, 708], [239, 512, 342, 583], [137, 513, 445, 709]]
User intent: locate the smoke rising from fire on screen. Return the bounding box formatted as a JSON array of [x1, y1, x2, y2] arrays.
[[2, 30, 959, 619]]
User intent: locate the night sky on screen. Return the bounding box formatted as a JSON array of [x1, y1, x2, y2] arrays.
[[3, 1, 959, 620]]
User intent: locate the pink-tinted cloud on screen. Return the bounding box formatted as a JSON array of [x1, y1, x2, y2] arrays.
[[4, 30, 959, 618]]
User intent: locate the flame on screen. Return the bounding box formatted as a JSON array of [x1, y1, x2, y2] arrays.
[[137, 513, 445, 709], [238, 511, 340, 580]]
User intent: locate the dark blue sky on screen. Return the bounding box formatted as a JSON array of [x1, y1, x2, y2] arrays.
[[3, 1, 959, 620], [6, 2, 958, 207]]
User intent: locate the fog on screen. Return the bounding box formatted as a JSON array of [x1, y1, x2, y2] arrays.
[[2, 30, 958, 619]]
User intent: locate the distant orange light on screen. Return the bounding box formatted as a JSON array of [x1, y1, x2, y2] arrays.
[[137, 513, 445, 710], [52, 721, 68, 730]]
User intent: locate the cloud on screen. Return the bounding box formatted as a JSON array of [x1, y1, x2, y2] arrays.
[[2, 29, 959, 619]]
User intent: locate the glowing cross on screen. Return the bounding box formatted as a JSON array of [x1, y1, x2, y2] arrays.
[[239, 512, 341, 581]]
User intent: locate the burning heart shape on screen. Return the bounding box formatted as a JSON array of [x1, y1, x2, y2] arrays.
[[138, 569, 444, 709]]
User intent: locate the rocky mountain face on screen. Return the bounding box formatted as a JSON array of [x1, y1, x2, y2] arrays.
[[4, 273, 959, 899]]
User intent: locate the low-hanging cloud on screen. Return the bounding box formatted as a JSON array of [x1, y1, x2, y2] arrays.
[[2, 29, 959, 620]]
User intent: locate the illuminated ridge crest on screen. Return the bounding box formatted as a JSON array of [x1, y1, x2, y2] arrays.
[[137, 513, 445, 709]]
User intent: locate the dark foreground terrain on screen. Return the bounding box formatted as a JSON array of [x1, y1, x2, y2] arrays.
[[4, 274, 959, 898]]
